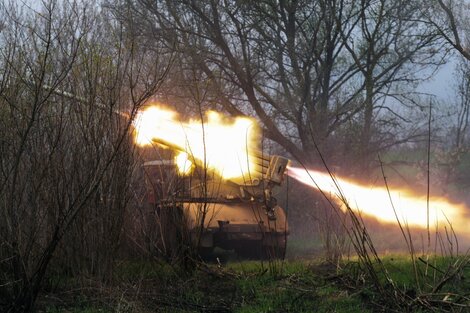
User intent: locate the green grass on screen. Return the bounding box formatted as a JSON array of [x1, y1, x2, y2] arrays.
[[378, 254, 470, 293], [285, 236, 323, 258], [40, 259, 370, 313], [210, 259, 370, 313], [40, 254, 470, 313]]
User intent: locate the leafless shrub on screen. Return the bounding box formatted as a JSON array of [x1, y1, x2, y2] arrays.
[[0, 0, 171, 311]]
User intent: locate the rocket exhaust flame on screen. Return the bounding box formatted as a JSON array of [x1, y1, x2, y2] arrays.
[[287, 166, 470, 235], [133, 105, 260, 180]]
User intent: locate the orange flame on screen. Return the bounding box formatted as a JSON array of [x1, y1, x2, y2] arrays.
[[133, 104, 260, 180], [288, 166, 470, 234]]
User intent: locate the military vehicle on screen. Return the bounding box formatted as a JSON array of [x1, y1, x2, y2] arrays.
[[142, 141, 289, 259]]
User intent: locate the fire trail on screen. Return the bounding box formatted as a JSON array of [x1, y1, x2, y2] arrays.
[[287, 166, 470, 236]]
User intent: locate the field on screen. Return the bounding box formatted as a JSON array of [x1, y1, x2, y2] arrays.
[[38, 250, 470, 313], [38, 259, 371, 313]]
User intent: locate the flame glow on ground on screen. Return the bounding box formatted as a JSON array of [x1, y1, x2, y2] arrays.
[[288, 166, 470, 234], [133, 105, 260, 180]]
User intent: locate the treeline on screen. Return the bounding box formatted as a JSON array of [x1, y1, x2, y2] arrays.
[[111, 0, 470, 175]]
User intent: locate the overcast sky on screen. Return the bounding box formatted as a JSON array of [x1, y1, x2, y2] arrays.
[[418, 57, 458, 102]]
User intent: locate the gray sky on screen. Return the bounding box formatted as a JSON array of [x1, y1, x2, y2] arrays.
[[418, 58, 458, 102]]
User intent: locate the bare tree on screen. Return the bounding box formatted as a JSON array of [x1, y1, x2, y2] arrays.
[[419, 0, 470, 188], [424, 0, 470, 60], [430, 58, 470, 190], [119, 0, 360, 163], [340, 0, 444, 172]]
